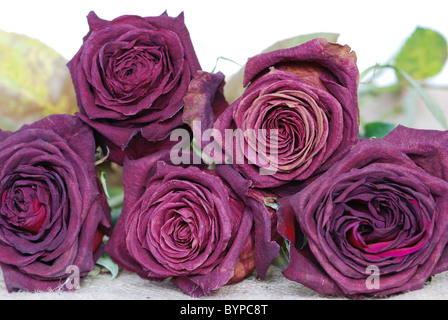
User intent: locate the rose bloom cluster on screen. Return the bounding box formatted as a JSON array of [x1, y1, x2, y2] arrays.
[[1, 11, 448, 299]]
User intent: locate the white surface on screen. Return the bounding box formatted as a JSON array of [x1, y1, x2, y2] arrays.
[[0, 0, 447, 85], [2, 265, 448, 300]]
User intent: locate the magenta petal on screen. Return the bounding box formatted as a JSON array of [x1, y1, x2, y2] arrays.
[[1, 264, 69, 292], [183, 71, 228, 150], [282, 244, 344, 295], [244, 38, 359, 91], [384, 125, 448, 181], [0, 130, 11, 142], [216, 165, 280, 279]]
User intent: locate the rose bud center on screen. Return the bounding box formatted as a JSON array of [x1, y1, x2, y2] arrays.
[[1, 184, 47, 234], [330, 179, 432, 261]]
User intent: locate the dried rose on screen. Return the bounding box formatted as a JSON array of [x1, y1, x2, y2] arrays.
[[278, 126, 448, 297], [185, 38, 359, 188], [67, 11, 201, 164], [106, 150, 279, 297], [0, 114, 111, 292]]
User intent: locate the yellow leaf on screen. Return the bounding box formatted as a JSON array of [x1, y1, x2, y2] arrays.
[[0, 30, 77, 130], [395, 27, 447, 80]]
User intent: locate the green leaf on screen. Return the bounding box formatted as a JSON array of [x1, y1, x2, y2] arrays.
[[94, 253, 119, 280], [395, 27, 448, 80], [107, 186, 124, 203], [100, 172, 124, 211], [0, 30, 78, 130], [271, 240, 290, 270], [301, 235, 308, 250], [362, 121, 397, 139], [263, 197, 279, 210], [224, 33, 339, 104], [100, 171, 124, 225], [100, 171, 111, 200]]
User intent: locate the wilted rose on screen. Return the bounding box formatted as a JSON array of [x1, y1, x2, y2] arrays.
[[68, 11, 201, 164], [184, 38, 359, 188], [278, 126, 448, 297], [106, 150, 279, 297], [0, 114, 111, 292]]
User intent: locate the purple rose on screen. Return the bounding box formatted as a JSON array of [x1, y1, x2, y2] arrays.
[[184, 38, 359, 188], [278, 126, 448, 297], [106, 150, 279, 297], [67, 11, 201, 164], [0, 114, 111, 292]]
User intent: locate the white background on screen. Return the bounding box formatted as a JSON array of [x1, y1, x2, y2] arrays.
[[0, 0, 447, 85]]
